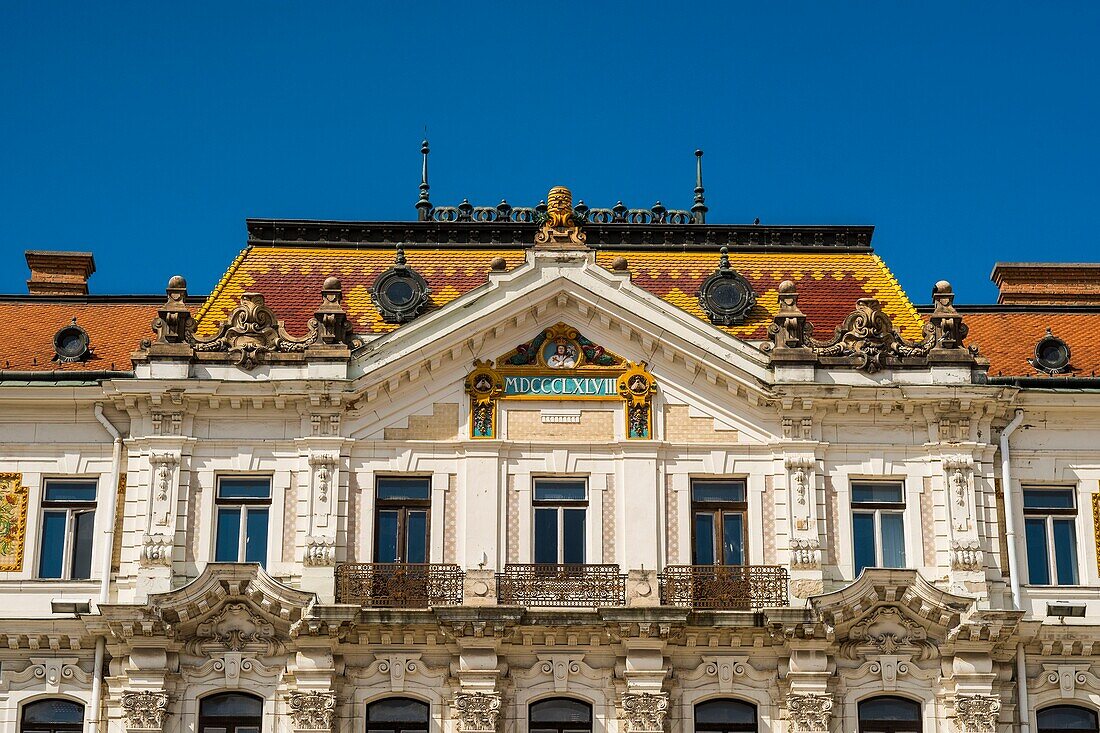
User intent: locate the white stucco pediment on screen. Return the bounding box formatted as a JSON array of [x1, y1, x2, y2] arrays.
[[342, 251, 783, 443]]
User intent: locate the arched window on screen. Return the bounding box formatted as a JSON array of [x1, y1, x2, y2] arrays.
[[199, 692, 263, 733], [1038, 706, 1100, 733], [367, 698, 430, 733], [20, 699, 84, 733], [695, 699, 757, 733], [858, 696, 921, 733], [530, 698, 593, 733]]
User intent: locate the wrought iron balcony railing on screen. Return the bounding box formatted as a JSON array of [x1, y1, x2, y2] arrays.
[[496, 563, 626, 608], [335, 563, 464, 608], [661, 565, 789, 610]]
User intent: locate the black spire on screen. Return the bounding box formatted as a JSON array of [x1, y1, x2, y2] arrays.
[[416, 139, 432, 221], [691, 149, 708, 224]]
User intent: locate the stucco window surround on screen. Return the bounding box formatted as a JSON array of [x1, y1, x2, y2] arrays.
[[514, 473, 608, 565], [345, 669, 447, 733], [36, 476, 99, 581], [840, 689, 937, 733], [178, 689, 277, 733], [196, 465, 288, 574], [512, 690, 611, 733], [16, 696, 86, 733], [358, 472, 448, 564], [1029, 697, 1100, 732], [1017, 482, 1086, 589], [678, 689, 774, 733], [668, 472, 765, 567], [834, 472, 922, 582]]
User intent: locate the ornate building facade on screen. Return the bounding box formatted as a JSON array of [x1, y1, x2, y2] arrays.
[[1, 176, 1099, 733]]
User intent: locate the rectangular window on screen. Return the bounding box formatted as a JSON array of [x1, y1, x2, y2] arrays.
[[691, 479, 747, 566], [533, 478, 587, 564], [215, 477, 271, 567], [374, 477, 431, 563], [851, 481, 906, 575], [1023, 487, 1078, 585], [38, 479, 98, 580]]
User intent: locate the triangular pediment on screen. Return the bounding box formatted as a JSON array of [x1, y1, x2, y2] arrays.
[[342, 252, 782, 442]]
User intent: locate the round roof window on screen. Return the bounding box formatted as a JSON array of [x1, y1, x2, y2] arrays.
[[371, 249, 431, 324], [1031, 329, 1071, 374], [697, 248, 756, 326], [53, 321, 91, 363]]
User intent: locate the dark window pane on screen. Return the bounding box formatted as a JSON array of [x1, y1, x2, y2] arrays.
[[530, 699, 592, 724], [695, 699, 757, 725], [406, 510, 428, 563], [376, 510, 399, 563], [692, 480, 746, 503], [377, 477, 431, 501], [1025, 517, 1052, 585], [723, 512, 744, 566], [534, 507, 558, 563], [200, 693, 263, 717], [22, 698, 85, 723], [859, 696, 921, 721], [1024, 488, 1075, 510], [244, 508, 268, 565], [368, 698, 429, 723], [70, 510, 95, 579], [1037, 705, 1099, 730], [853, 512, 876, 575], [217, 477, 271, 500], [534, 480, 587, 502], [39, 510, 67, 578], [562, 508, 586, 564], [215, 507, 241, 562], [852, 483, 904, 505], [694, 512, 716, 565], [1053, 518, 1079, 585], [880, 512, 905, 568], [44, 480, 98, 503]]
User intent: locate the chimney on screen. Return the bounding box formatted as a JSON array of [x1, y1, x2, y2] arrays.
[[25, 250, 96, 296], [991, 262, 1100, 306]]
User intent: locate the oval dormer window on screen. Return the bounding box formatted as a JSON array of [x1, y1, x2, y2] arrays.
[[370, 244, 431, 324], [1030, 329, 1071, 374], [53, 321, 91, 363]]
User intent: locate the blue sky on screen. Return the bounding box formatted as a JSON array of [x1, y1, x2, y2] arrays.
[[2, 2, 1098, 303]]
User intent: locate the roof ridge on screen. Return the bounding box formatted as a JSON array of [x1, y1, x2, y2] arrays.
[[194, 245, 252, 326]]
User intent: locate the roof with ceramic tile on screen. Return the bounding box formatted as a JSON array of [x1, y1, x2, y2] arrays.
[[194, 243, 925, 343], [0, 299, 157, 372], [960, 310, 1100, 378]]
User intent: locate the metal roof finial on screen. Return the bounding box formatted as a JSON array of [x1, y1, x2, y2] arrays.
[[416, 139, 432, 221], [395, 242, 407, 267], [719, 246, 730, 271], [692, 149, 708, 224]]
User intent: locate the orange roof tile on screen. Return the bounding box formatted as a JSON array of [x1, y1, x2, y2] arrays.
[[963, 311, 1100, 377], [0, 301, 156, 372]]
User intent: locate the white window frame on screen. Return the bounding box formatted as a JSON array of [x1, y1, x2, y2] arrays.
[[38, 477, 98, 581], [851, 481, 906, 570], [213, 475, 272, 564], [1023, 485, 1079, 586]]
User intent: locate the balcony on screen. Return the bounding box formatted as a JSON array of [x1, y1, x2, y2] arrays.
[[661, 565, 789, 610], [335, 563, 464, 608], [496, 563, 626, 608]]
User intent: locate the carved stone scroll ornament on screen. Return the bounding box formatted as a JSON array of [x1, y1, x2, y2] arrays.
[[120, 690, 170, 731], [766, 281, 976, 373], [304, 536, 336, 566], [811, 298, 932, 373], [140, 533, 173, 566], [150, 451, 178, 502], [955, 694, 1001, 733], [287, 691, 336, 731], [620, 692, 669, 733], [453, 691, 503, 733], [785, 458, 815, 532], [309, 453, 338, 504], [787, 694, 833, 732], [180, 279, 353, 369], [534, 186, 587, 249]]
